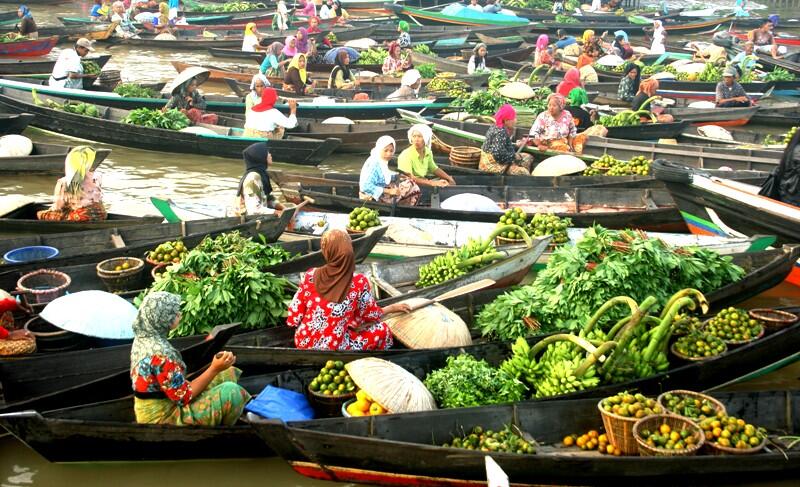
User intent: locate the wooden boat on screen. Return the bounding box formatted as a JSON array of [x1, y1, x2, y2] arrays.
[[0, 54, 111, 76], [0, 35, 57, 57], [676, 127, 787, 148], [656, 79, 800, 101], [58, 14, 235, 27], [9, 22, 117, 41], [731, 30, 800, 47], [751, 98, 800, 126], [665, 104, 759, 126], [0, 202, 163, 235], [0, 212, 293, 276], [528, 15, 737, 35], [252, 390, 800, 486], [411, 50, 468, 75], [603, 121, 691, 140], [401, 112, 783, 173], [0, 142, 111, 174], [0, 85, 341, 165], [391, 4, 531, 27], [0, 112, 33, 135]]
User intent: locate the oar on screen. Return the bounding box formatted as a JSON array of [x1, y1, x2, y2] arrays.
[[395, 278, 497, 314]]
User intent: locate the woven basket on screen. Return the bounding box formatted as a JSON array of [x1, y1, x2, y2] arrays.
[[633, 414, 705, 456], [0, 335, 36, 356], [151, 263, 168, 281], [705, 436, 766, 455], [346, 227, 366, 236], [307, 385, 355, 418], [431, 134, 452, 155], [449, 146, 481, 168], [96, 257, 145, 293], [701, 318, 765, 347], [16, 269, 71, 304], [748, 308, 798, 333], [656, 390, 727, 422], [670, 335, 727, 363], [495, 235, 526, 246], [597, 399, 641, 455]]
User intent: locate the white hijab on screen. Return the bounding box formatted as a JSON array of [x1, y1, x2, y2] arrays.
[[249, 73, 270, 104], [400, 69, 421, 92], [371, 135, 396, 184], [407, 124, 432, 147]]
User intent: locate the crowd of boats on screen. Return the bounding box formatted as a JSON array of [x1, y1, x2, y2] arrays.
[[0, 0, 800, 485]]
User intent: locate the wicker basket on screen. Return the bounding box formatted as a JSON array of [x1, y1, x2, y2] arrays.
[[0, 335, 36, 356], [670, 335, 727, 363], [449, 146, 481, 168], [705, 436, 767, 455], [346, 227, 366, 236], [307, 385, 355, 418], [597, 398, 641, 455], [16, 269, 71, 304], [495, 235, 526, 246], [656, 390, 727, 422], [96, 257, 145, 293], [431, 134, 452, 155], [748, 308, 798, 333], [151, 263, 168, 281], [632, 414, 705, 456]]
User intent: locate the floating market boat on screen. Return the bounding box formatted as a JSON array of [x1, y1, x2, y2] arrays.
[[0, 112, 33, 135], [391, 4, 531, 27], [527, 15, 737, 35], [0, 35, 58, 57], [664, 104, 759, 126], [0, 201, 163, 235], [730, 30, 800, 47], [0, 142, 111, 175], [0, 54, 111, 76], [602, 121, 691, 141], [0, 212, 293, 276], [58, 14, 236, 27], [251, 390, 800, 486], [0, 85, 341, 165]]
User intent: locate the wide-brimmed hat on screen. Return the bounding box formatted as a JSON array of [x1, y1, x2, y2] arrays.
[[168, 66, 210, 95]]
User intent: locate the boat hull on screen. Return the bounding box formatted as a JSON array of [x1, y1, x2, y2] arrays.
[[0, 36, 57, 57]]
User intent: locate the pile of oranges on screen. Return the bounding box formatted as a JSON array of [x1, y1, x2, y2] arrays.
[[563, 429, 622, 456], [346, 390, 388, 417]]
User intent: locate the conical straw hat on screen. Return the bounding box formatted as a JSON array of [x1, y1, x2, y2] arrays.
[[384, 298, 472, 349], [345, 357, 436, 414]]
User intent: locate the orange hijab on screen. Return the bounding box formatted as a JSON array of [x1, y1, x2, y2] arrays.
[[315, 230, 356, 302]]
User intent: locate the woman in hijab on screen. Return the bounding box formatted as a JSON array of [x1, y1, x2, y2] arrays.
[[260, 42, 285, 77], [131, 292, 250, 425], [244, 86, 298, 139], [386, 69, 421, 100], [397, 124, 456, 186], [382, 41, 410, 75], [650, 20, 666, 54], [283, 53, 315, 95], [164, 75, 218, 125], [281, 35, 297, 61], [613, 31, 634, 59], [306, 15, 322, 34], [617, 62, 641, 102], [530, 93, 589, 153], [16, 5, 37, 39], [236, 142, 283, 215], [397, 20, 411, 48], [287, 230, 411, 351], [556, 67, 581, 97], [631, 77, 659, 111], [295, 27, 310, 54], [245, 73, 269, 111], [479, 104, 533, 176], [359, 136, 421, 206], [328, 48, 359, 90], [468, 43, 488, 75], [581, 29, 605, 60], [37, 146, 105, 222], [151, 2, 172, 34], [534, 34, 554, 67], [299, 0, 316, 17], [565, 87, 593, 130], [241, 22, 264, 52], [275, 0, 289, 32]]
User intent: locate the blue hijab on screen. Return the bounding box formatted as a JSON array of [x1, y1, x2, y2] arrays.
[[18, 5, 32, 18]]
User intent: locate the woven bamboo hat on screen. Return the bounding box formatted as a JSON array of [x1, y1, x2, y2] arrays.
[[345, 357, 436, 414], [384, 297, 472, 349], [532, 154, 586, 176]]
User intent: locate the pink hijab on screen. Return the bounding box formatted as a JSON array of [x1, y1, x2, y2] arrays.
[[556, 68, 581, 97], [282, 36, 297, 57], [494, 104, 516, 128], [536, 34, 549, 51]]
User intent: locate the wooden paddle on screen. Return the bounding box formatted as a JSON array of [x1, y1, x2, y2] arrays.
[[397, 278, 497, 313]]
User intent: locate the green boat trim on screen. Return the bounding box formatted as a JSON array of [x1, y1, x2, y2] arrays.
[[396, 5, 531, 27]]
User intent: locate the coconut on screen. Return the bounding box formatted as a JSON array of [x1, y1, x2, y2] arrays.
[[0, 135, 33, 157], [532, 154, 587, 177], [687, 101, 716, 109], [497, 81, 535, 100], [179, 126, 217, 135], [596, 54, 625, 67], [697, 125, 733, 141], [322, 117, 354, 125]]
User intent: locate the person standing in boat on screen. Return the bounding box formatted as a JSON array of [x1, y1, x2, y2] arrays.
[[236, 141, 285, 215], [386, 69, 421, 100], [241, 22, 268, 52], [398, 124, 456, 187], [48, 38, 95, 89], [649, 20, 666, 55], [359, 136, 421, 206], [467, 43, 489, 75], [163, 74, 218, 125], [612, 31, 634, 60], [131, 292, 251, 426], [244, 86, 298, 140], [328, 49, 360, 90], [287, 229, 411, 351], [397, 21, 411, 49], [715, 66, 753, 108], [16, 5, 37, 39], [479, 104, 533, 176], [274, 0, 290, 32], [37, 146, 106, 222]]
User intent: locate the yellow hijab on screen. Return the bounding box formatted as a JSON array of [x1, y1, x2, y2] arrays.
[[244, 22, 257, 37], [158, 2, 168, 24], [288, 53, 307, 83], [582, 29, 595, 45]]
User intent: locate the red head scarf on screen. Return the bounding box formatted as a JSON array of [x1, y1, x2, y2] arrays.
[[315, 229, 356, 302], [494, 103, 516, 128], [556, 68, 581, 97], [252, 87, 278, 112], [388, 41, 401, 59]]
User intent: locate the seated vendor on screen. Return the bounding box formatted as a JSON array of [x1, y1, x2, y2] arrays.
[[37, 146, 106, 222], [397, 124, 456, 187], [359, 136, 420, 206]]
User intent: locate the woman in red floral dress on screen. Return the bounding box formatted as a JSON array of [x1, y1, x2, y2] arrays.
[[287, 229, 410, 351]]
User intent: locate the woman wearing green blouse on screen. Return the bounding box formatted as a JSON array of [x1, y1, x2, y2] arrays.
[[397, 124, 456, 187]]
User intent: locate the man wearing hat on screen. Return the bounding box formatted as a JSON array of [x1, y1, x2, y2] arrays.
[[49, 38, 95, 90], [715, 66, 752, 108]]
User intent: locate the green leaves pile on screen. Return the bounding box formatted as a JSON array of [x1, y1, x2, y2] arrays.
[[138, 232, 297, 337], [423, 354, 526, 408], [765, 67, 796, 81], [416, 63, 437, 79], [476, 225, 745, 340], [113, 83, 159, 98], [122, 108, 190, 130], [193, 1, 266, 12], [81, 60, 101, 76]]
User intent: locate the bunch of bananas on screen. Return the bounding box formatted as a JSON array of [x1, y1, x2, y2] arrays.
[[698, 63, 722, 82], [416, 237, 497, 288], [594, 63, 625, 73], [426, 75, 469, 98], [784, 126, 798, 145]]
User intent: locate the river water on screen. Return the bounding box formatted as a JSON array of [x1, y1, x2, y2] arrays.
[[1, 1, 800, 485]]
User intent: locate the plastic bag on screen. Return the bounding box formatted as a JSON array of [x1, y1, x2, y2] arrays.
[[244, 385, 315, 422]]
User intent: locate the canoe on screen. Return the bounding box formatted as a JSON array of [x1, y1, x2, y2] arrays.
[[0, 212, 292, 276], [676, 127, 787, 148], [0, 202, 163, 235], [665, 105, 759, 126], [0, 112, 33, 135], [731, 30, 800, 47], [0, 35, 57, 57], [0, 54, 111, 76], [751, 99, 800, 126], [5, 21, 116, 41], [391, 4, 531, 27], [0, 322, 238, 415], [0, 85, 341, 165], [528, 15, 737, 35], [656, 79, 800, 101], [281, 182, 685, 232], [252, 390, 800, 486], [0, 142, 111, 174], [58, 14, 236, 26], [401, 112, 783, 172], [603, 121, 691, 141]]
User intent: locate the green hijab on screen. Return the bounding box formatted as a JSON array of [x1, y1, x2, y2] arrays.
[[130, 291, 184, 374], [567, 87, 589, 107]]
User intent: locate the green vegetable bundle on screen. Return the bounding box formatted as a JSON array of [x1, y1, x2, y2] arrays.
[[113, 83, 158, 98], [81, 60, 101, 76], [698, 63, 722, 82], [31, 89, 100, 117], [357, 48, 388, 65], [555, 14, 579, 23], [122, 108, 190, 130], [416, 63, 437, 80], [423, 354, 526, 408], [476, 225, 745, 339], [597, 105, 657, 128], [138, 232, 296, 337], [765, 67, 796, 81], [193, 1, 266, 13]]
